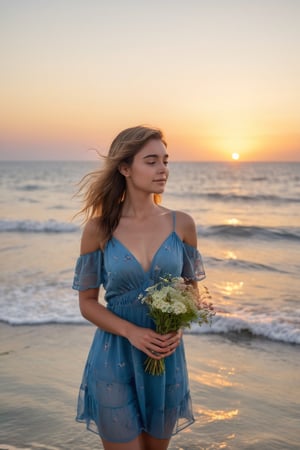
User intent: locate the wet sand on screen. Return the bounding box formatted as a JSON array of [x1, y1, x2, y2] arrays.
[[0, 323, 299, 450]]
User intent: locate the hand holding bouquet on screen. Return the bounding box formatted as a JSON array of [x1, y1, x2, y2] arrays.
[[139, 276, 215, 375]]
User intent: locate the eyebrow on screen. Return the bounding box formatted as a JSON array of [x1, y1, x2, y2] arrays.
[[143, 153, 169, 159]]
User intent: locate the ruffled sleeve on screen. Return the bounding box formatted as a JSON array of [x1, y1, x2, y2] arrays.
[[72, 249, 103, 291], [182, 242, 206, 281]]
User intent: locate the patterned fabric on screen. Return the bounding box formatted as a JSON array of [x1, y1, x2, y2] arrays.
[[72, 219, 205, 443]]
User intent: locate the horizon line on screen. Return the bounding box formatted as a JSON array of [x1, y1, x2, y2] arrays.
[[1, 159, 300, 164]]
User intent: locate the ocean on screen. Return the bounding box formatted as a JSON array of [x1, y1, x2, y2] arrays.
[[1, 160, 300, 450], [0, 160, 299, 344]]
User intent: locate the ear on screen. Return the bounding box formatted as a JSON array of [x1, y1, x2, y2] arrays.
[[118, 162, 131, 177]]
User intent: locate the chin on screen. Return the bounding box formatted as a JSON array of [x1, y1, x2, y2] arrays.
[[153, 187, 165, 194]]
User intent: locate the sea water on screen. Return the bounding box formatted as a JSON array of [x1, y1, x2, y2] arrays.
[[0, 160, 299, 344]]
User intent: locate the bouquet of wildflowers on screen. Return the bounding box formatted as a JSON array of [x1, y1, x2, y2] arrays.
[[139, 275, 215, 375]]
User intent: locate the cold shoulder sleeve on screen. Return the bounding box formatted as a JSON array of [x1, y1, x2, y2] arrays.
[[182, 242, 206, 281], [72, 249, 103, 291]]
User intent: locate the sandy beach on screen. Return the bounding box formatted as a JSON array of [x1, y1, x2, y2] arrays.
[[0, 323, 299, 450]]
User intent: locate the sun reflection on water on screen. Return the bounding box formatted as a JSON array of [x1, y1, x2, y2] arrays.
[[225, 250, 237, 260], [190, 372, 232, 388], [189, 365, 238, 388], [216, 281, 244, 298], [197, 408, 239, 423], [227, 217, 240, 226]]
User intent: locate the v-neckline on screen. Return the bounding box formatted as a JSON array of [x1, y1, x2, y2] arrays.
[[112, 231, 176, 273]]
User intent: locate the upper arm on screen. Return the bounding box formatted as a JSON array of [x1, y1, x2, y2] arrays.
[[78, 219, 103, 303], [176, 211, 198, 248], [80, 218, 103, 255]]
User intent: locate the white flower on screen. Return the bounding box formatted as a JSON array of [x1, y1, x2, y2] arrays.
[[139, 275, 215, 375]]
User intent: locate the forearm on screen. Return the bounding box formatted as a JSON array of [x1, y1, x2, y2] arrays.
[[79, 295, 136, 339], [78, 291, 182, 359]]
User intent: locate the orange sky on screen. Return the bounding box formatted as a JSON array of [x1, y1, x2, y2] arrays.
[[0, 0, 299, 161]]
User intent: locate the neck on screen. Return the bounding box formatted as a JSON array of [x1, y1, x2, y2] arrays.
[[121, 193, 160, 219]]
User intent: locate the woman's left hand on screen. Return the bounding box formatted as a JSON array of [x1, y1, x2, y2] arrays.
[[156, 329, 183, 357]]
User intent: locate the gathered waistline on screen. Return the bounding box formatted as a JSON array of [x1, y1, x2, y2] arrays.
[[107, 298, 148, 309], [106, 288, 150, 309]]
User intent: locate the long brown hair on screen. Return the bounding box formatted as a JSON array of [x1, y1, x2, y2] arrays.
[[76, 125, 167, 243]]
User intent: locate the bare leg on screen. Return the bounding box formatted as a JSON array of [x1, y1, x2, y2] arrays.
[[101, 434, 144, 450], [101, 432, 170, 450], [141, 431, 170, 450]]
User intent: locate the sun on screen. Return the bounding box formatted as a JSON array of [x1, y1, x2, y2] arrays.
[[231, 152, 240, 161]]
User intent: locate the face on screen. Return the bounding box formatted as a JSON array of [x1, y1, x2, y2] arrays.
[[121, 139, 169, 195]]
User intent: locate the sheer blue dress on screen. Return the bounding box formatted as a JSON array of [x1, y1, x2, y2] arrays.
[[72, 213, 205, 443]]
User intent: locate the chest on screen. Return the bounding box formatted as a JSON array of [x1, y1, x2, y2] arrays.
[[113, 215, 174, 272], [105, 233, 183, 279]]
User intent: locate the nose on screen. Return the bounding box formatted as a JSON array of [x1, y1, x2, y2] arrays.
[[158, 161, 168, 173]]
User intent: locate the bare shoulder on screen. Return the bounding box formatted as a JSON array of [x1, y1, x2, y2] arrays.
[[175, 210, 197, 247], [80, 217, 104, 254]]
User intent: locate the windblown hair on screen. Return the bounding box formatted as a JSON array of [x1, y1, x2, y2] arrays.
[[76, 125, 167, 244]]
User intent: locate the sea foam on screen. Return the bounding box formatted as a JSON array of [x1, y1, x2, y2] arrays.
[[0, 219, 79, 233]]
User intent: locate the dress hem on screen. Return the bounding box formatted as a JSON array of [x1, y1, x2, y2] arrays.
[[75, 416, 195, 443]]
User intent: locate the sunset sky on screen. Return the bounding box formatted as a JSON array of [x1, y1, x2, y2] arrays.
[[0, 0, 299, 161]]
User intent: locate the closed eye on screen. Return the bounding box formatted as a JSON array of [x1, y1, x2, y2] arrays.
[[143, 152, 169, 166], [146, 160, 168, 166]]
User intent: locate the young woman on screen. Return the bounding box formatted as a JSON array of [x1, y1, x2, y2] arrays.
[[72, 125, 206, 450]]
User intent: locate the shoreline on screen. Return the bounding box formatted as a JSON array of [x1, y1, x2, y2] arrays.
[[1, 323, 299, 450]]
